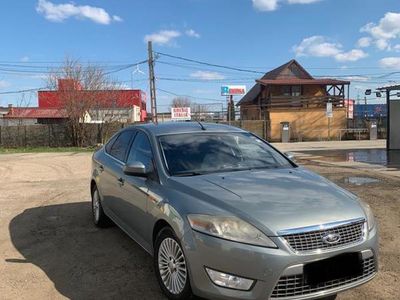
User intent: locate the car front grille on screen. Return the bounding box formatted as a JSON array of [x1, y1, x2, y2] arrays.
[[280, 219, 365, 252], [270, 256, 376, 299]]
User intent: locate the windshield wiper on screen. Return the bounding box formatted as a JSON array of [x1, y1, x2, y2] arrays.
[[173, 171, 204, 177]]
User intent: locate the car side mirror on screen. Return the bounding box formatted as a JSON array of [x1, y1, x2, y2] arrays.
[[284, 152, 295, 160], [123, 161, 151, 177]]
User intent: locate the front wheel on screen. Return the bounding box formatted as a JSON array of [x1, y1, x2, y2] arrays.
[[154, 227, 194, 300]]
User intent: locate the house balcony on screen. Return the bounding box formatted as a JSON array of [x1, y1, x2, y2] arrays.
[[264, 95, 345, 110]]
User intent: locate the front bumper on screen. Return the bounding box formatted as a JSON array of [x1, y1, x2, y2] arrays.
[[183, 225, 378, 300]]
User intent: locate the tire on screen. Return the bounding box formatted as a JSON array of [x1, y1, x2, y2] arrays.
[[91, 186, 112, 228], [154, 227, 194, 300]]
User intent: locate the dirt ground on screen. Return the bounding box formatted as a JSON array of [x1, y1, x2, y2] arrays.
[[0, 152, 399, 299]]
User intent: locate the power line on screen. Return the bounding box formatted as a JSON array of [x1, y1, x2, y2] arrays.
[[157, 88, 226, 103], [0, 87, 45, 95], [155, 52, 264, 74]]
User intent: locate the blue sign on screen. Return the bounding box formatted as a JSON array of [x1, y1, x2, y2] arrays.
[[221, 86, 229, 96]]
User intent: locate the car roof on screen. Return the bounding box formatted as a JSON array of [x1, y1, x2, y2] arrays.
[[127, 122, 245, 136]]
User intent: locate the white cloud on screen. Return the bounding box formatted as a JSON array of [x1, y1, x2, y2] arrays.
[[252, 0, 321, 11], [335, 49, 368, 62], [375, 39, 390, 50], [36, 0, 121, 25], [252, 0, 279, 11], [0, 80, 11, 89], [112, 15, 123, 22], [287, 0, 320, 3], [185, 29, 200, 38], [380, 57, 400, 69], [190, 71, 225, 80], [342, 76, 369, 82], [394, 44, 400, 52], [20, 56, 30, 62], [293, 36, 367, 62], [144, 30, 181, 46], [293, 36, 341, 57], [357, 37, 372, 48], [361, 12, 400, 51]]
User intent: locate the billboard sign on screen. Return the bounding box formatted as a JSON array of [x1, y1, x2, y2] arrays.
[[221, 85, 246, 96], [171, 107, 191, 121]]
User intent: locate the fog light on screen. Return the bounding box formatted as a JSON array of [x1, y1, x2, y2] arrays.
[[205, 267, 255, 291]]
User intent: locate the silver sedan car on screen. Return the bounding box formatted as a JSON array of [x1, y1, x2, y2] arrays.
[[90, 122, 378, 300]]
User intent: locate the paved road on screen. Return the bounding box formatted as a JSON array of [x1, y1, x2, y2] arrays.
[[0, 151, 398, 299]]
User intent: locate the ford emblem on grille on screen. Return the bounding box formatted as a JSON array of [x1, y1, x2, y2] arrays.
[[322, 233, 341, 244]]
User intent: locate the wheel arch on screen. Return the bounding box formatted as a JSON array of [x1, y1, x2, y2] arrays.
[[152, 219, 172, 247]]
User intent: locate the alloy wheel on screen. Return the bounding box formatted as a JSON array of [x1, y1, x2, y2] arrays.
[[158, 237, 187, 295]]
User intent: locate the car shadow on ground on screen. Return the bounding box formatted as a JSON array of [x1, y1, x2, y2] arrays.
[[8, 202, 166, 299]]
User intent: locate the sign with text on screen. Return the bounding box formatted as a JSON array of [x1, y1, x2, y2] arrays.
[[344, 99, 354, 119], [221, 85, 246, 96], [326, 102, 333, 118], [171, 107, 191, 121]]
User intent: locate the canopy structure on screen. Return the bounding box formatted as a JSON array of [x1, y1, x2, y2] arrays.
[[377, 84, 400, 150]]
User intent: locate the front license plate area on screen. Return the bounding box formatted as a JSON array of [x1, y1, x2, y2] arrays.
[[304, 253, 363, 286]]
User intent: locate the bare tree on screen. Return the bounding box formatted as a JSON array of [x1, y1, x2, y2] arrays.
[[47, 58, 125, 146], [171, 97, 191, 108], [191, 102, 209, 121]]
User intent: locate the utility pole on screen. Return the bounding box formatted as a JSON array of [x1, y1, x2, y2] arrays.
[[148, 41, 158, 123]]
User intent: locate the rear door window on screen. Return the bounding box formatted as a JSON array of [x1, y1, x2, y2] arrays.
[[108, 131, 134, 162]]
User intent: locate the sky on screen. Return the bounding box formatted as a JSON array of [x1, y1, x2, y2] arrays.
[[0, 0, 400, 111]]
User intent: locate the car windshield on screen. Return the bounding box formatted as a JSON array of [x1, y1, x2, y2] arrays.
[[159, 132, 293, 176]]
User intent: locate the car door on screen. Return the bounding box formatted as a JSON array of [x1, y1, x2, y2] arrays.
[[116, 130, 155, 248], [100, 130, 135, 217]]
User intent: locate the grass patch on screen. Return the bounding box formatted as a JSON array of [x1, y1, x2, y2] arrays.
[[0, 147, 96, 154]]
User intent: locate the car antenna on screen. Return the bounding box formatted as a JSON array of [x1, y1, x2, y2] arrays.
[[196, 121, 206, 130]]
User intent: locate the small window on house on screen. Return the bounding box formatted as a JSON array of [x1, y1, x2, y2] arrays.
[[292, 85, 301, 97], [282, 86, 291, 96]]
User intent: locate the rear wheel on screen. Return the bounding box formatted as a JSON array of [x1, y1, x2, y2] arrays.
[[91, 186, 112, 227], [154, 227, 193, 300]]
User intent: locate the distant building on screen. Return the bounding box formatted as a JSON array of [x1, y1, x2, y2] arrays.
[[2, 106, 67, 126], [0, 106, 9, 126], [2, 79, 147, 125], [238, 60, 350, 141]]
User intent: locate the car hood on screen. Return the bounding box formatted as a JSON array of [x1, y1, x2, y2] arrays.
[[169, 167, 365, 236]]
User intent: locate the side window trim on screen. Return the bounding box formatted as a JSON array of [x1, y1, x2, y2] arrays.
[[105, 133, 120, 155], [124, 130, 138, 163], [106, 130, 136, 164]]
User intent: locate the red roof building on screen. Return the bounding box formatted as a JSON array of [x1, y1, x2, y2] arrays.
[[3, 79, 147, 124]]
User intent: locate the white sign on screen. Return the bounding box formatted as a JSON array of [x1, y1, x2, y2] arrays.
[[171, 107, 191, 121], [326, 102, 333, 118], [344, 99, 354, 119], [221, 85, 246, 96]]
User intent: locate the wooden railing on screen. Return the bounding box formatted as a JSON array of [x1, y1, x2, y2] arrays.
[[265, 96, 345, 109]]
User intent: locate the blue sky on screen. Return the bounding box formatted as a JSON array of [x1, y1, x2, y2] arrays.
[[1, 0, 400, 111]]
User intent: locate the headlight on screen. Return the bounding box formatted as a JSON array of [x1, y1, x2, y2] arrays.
[[360, 201, 376, 231], [187, 214, 277, 248]]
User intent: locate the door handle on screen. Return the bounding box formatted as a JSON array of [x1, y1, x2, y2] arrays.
[[117, 178, 125, 186]]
